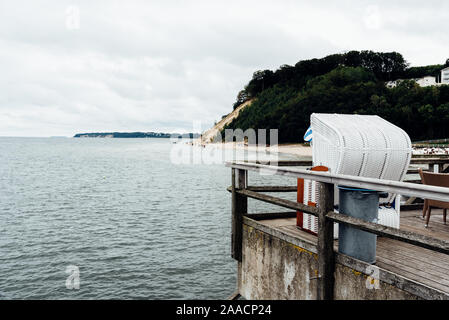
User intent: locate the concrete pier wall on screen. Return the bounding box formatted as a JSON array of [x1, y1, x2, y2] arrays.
[[238, 224, 423, 300]]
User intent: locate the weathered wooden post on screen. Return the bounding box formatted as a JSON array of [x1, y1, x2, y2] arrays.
[[232, 168, 247, 261], [317, 182, 335, 300]]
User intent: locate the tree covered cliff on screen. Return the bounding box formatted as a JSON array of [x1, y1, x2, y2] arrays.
[[224, 51, 449, 143]]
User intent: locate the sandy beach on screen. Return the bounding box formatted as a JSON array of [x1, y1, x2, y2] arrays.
[[192, 141, 312, 159], [275, 143, 312, 157]]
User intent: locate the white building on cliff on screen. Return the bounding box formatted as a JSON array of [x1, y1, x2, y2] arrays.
[[386, 67, 449, 88], [442, 67, 449, 84]]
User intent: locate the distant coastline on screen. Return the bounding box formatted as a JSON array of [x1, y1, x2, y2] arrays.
[[73, 132, 200, 138]]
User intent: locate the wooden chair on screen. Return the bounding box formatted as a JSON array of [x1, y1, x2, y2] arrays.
[[419, 168, 449, 227]]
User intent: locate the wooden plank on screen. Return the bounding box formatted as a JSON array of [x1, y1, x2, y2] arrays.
[[244, 211, 297, 220], [400, 214, 449, 242], [278, 224, 322, 245], [237, 189, 320, 216], [243, 160, 312, 167], [246, 186, 297, 192], [377, 238, 449, 274], [377, 242, 449, 273], [376, 245, 449, 285], [276, 160, 312, 167], [401, 223, 449, 243], [382, 239, 449, 271], [375, 257, 449, 294], [327, 211, 449, 255], [400, 210, 448, 230], [231, 169, 247, 261], [317, 182, 335, 300], [227, 186, 298, 193]]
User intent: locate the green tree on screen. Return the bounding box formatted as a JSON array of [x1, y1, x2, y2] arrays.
[[224, 51, 449, 143]]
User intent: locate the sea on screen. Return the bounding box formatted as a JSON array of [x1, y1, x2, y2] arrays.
[[0, 137, 302, 299]]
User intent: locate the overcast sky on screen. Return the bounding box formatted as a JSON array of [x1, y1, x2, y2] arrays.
[[1, 0, 448, 137]]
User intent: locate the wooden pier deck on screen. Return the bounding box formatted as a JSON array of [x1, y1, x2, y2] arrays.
[[254, 208, 449, 296], [378, 209, 449, 295], [228, 157, 449, 299]]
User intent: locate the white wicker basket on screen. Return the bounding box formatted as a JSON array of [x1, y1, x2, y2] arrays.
[[310, 113, 412, 229]]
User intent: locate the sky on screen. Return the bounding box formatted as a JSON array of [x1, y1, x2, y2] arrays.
[[1, 0, 449, 137]]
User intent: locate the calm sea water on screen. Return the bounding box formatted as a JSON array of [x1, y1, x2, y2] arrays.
[[0, 137, 301, 299]]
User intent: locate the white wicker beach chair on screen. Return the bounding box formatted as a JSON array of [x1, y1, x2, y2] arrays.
[[310, 113, 412, 229]]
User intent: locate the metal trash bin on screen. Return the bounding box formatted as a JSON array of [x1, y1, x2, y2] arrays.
[[338, 186, 385, 264]]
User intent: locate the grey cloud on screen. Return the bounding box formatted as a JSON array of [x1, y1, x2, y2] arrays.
[[0, 0, 448, 136]]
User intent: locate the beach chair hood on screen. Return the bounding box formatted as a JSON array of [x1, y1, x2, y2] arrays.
[[311, 113, 412, 182]]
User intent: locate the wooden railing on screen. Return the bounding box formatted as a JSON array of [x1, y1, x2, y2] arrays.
[[226, 161, 449, 300], [240, 156, 449, 175]]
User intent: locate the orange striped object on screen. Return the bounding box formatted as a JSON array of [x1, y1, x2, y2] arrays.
[[296, 166, 329, 235]]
